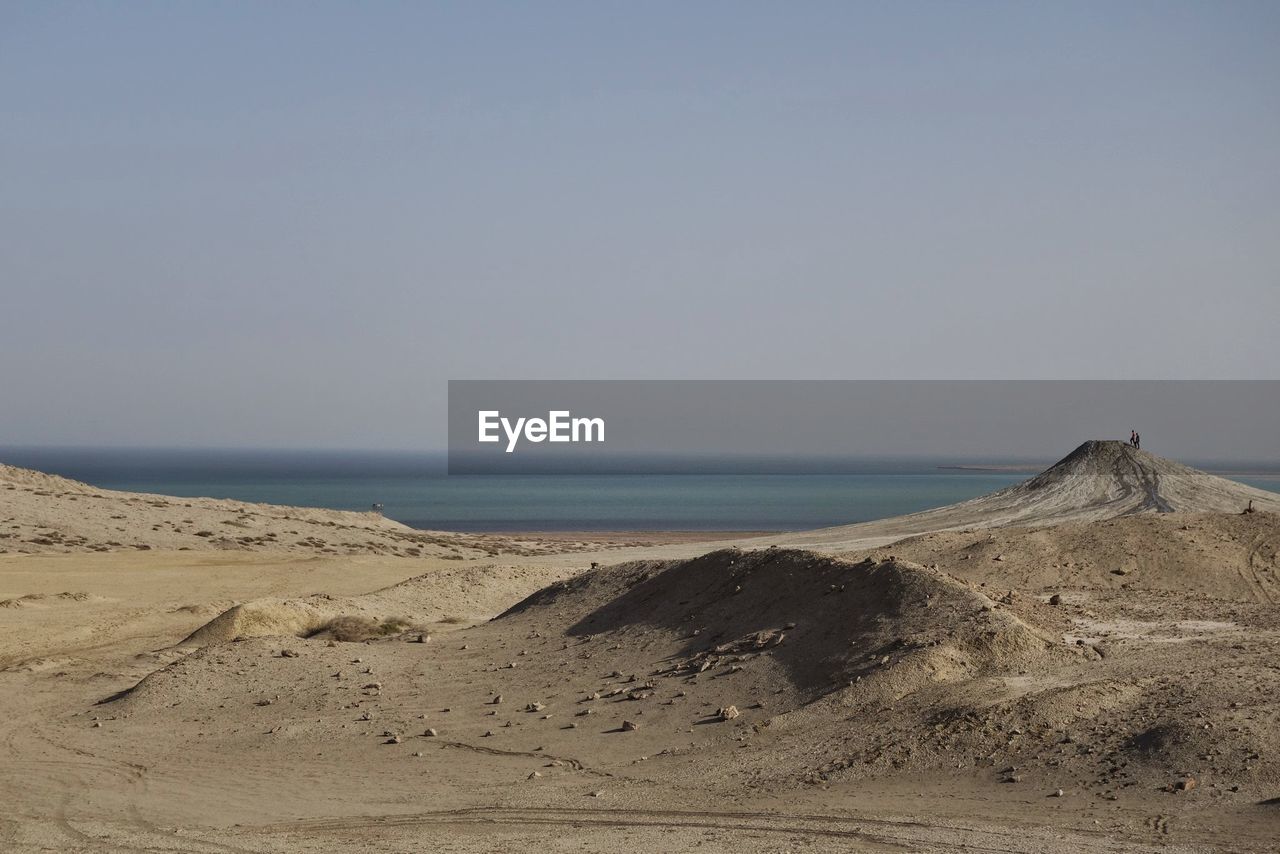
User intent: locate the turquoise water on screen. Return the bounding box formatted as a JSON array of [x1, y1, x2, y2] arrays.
[[3, 448, 1278, 532], [310, 473, 1033, 531]]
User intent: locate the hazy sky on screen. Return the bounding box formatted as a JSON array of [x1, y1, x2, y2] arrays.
[[2, 2, 1278, 449]]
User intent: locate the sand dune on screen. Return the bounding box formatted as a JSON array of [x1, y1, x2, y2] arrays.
[[179, 562, 578, 645], [2, 443, 1279, 851], [0, 462, 662, 560]]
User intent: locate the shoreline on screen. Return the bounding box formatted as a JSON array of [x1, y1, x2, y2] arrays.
[[474, 530, 781, 545]]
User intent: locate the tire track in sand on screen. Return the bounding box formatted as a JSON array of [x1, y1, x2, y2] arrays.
[[253, 805, 1178, 853]]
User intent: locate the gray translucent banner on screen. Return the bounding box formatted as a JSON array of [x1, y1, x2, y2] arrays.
[[447, 380, 1280, 474]]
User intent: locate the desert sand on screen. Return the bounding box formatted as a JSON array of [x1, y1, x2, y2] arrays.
[[2, 440, 1278, 852]]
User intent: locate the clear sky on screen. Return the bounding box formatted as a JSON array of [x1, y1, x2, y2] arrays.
[[2, 2, 1278, 449]]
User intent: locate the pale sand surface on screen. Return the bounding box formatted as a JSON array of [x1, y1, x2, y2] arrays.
[[2, 441, 1279, 852]]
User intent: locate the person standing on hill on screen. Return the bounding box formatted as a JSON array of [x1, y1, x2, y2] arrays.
[[1135, 432, 1141, 450], [1130, 429, 1137, 447]]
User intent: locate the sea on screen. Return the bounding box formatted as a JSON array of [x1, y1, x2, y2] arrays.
[[4, 448, 1279, 533]]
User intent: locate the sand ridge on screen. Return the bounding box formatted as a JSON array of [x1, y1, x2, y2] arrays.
[[0, 462, 665, 560]]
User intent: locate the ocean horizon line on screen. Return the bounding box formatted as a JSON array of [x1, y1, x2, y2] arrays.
[[5, 445, 1280, 477]]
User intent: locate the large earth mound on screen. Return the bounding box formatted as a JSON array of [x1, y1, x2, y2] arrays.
[[500, 548, 1078, 699], [777, 440, 1280, 551]]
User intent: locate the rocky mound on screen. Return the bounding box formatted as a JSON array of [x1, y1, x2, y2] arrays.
[[499, 548, 1081, 702], [1006, 440, 1274, 515], [777, 440, 1280, 551]]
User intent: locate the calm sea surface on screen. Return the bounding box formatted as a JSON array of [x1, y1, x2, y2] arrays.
[[4, 449, 1278, 533]]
